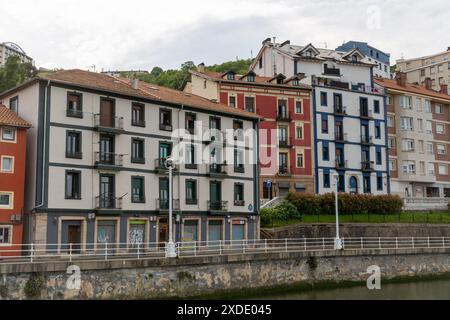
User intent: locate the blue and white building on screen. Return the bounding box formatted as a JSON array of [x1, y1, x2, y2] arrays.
[[250, 39, 389, 195], [336, 41, 391, 79]]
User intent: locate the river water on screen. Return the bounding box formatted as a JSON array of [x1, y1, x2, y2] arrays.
[[247, 279, 450, 300]]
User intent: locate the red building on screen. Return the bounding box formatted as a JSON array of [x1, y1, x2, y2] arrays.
[[187, 66, 314, 199], [0, 105, 31, 255]]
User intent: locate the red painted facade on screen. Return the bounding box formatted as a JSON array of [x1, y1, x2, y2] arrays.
[[0, 123, 29, 255]]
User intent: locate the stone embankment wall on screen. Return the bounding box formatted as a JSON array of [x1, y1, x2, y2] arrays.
[[1, 248, 450, 299]]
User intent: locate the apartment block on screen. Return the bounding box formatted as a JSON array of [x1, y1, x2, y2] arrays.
[[396, 47, 450, 94], [0, 42, 33, 66], [0, 69, 261, 249], [250, 39, 389, 195], [186, 66, 314, 199], [375, 73, 450, 200], [0, 105, 31, 253]]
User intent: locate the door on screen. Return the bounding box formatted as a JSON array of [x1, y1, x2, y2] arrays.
[[349, 176, 358, 194], [100, 175, 115, 208], [100, 98, 114, 127], [361, 124, 369, 141], [158, 218, 169, 246], [159, 179, 169, 209], [279, 153, 288, 173], [335, 121, 343, 140], [128, 221, 146, 248], [279, 127, 287, 143], [210, 181, 222, 210], [100, 135, 114, 164], [68, 225, 81, 253], [159, 143, 171, 166], [97, 220, 117, 253]]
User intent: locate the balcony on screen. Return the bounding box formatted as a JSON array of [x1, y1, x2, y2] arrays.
[[95, 194, 122, 212], [278, 137, 293, 148], [94, 152, 124, 171], [335, 159, 348, 169], [234, 199, 246, 206], [156, 199, 180, 211], [361, 161, 375, 172], [329, 81, 349, 90], [276, 111, 291, 122], [335, 132, 347, 143], [154, 158, 178, 174], [66, 151, 83, 159], [203, 130, 226, 145], [132, 119, 146, 127], [206, 164, 228, 178], [359, 109, 373, 119], [277, 165, 292, 177], [334, 106, 347, 115], [207, 201, 228, 212], [66, 109, 83, 118], [323, 66, 341, 76], [360, 135, 373, 145], [94, 114, 124, 134], [159, 123, 173, 131]]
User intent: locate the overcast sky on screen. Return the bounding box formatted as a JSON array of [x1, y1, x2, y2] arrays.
[[1, 0, 449, 71]]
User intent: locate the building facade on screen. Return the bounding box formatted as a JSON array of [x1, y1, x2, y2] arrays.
[[0, 42, 34, 67], [375, 74, 450, 200], [336, 41, 391, 79], [250, 39, 389, 195], [0, 105, 31, 254], [186, 67, 314, 199], [396, 47, 450, 94], [0, 69, 261, 249]]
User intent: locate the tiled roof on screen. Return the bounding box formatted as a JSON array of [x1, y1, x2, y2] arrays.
[[191, 70, 312, 90], [0, 105, 32, 128], [374, 77, 450, 101], [40, 69, 262, 120]]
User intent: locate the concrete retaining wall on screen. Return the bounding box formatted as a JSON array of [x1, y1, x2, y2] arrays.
[[264, 223, 450, 239], [1, 248, 450, 300]]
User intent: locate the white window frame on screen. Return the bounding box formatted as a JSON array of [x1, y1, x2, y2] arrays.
[[437, 144, 446, 155], [295, 99, 303, 114], [1, 127, 16, 142], [0, 225, 13, 246], [400, 96, 412, 109], [296, 125, 304, 140], [387, 116, 394, 128], [427, 142, 434, 154], [296, 152, 304, 168], [435, 104, 444, 114], [0, 192, 14, 209], [438, 164, 448, 175], [0, 156, 14, 173], [228, 94, 237, 108], [436, 123, 445, 134], [400, 117, 413, 131]]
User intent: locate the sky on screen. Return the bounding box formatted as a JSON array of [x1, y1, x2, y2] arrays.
[[0, 0, 449, 71]]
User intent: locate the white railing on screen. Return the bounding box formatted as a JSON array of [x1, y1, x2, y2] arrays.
[[1, 237, 450, 264]]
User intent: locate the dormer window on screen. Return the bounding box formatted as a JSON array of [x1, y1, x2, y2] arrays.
[[276, 77, 283, 84], [305, 50, 312, 58], [352, 55, 358, 62], [227, 73, 235, 80], [292, 79, 300, 86], [247, 74, 255, 82]]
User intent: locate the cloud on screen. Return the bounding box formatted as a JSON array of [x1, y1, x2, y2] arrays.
[[0, 0, 448, 70]]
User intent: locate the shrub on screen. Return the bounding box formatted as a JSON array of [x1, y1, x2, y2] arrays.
[[260, 200, 303, 225]]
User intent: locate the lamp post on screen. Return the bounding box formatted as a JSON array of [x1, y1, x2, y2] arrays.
[[333, 172, 342, 250], [165, 157, 177, 258]]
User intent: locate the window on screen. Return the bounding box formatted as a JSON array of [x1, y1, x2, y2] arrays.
[[131, 176, 145, 203], [402, 139, 415, 152], [1, 127, 15, 141], [418, 140, 424, 153], [227, 72, 235, 80], [296, 153, 304, 168], [428, 163, 435, 175], [0, 226, 12, 244], [229, 95, 236, 108], [295, 100, 303, 114], [400, 96, 412, 109], [363, 176, 371, 193], [131, 138, 145, 163], [323, 172, 330, 188], [377, 176, 383, 191], [1, 156, 13, 173], [436, 123, 445, 134], [389, 159, 396, 171], [387, 95, 393, 105], [0, 192, 13, 209], [185, 113, 196, 135], [66, 131, 82, 159], [415, 97, 422, 111], [437, 144, 446, 155], [234, 147, 244, 173], [419, 161, 426, 175], [439, 164, 448, 175], [233, 120, 243, 141], [426, 121, 433, 133], [427, 142, 434, 154], [374, 100, 380, 114], [417, 119, 423, 132], [425, 100, 431, 112], [244, 97, 255, 112], [402, 161, 416, 174], [400, 117, 413, 130], [186, 180, 197, 204], [323, 144, 329, 161], [388, 138, 396, 149], [234, 183, 245, 206], [159, 109, 172, 131], [296, 126, 303, 139], [67, 93, 82, 118], [435, 104, 444, 114], [131, 103, 145, 127], [321, 115, 328, 133], [247, 74, 255, 82], [376, 149, 382, 165], [320, 92, 328, 106], [9, 96, 18, 113], [65, 171, 81, 199], [258, 58, 263, 68], [185, 144, 196, 169], [387, 116, 394, 128], [375, 123, 381, 139]]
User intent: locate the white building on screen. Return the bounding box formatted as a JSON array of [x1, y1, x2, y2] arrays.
[[250, 39, 389, 195], [0, 42, 34, 66], [0, 69, 261, 248]]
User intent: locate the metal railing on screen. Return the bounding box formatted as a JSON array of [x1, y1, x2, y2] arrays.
[[404, 197, 450, 204], [2, 237, 450, 264], [361, 161, 375, 171], [335, 132, 347, 142], [95, 194, 123, 210], [277, 165, 292, 176], [156, 198, 180, 211], [323, 66, 341, 76], [94, 114, 124, 131], [276, 111, 291, 122], [361, 135, 373, 144], [207, 164, 228, 176], [335, 159, 348, 169], [278, 137, 293, 148], [207, 200, 228, 211], [334, 106, 346, 115], [94, 152, 124, 167]]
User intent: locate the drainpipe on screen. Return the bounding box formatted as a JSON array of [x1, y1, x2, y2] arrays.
[[177, 105, 183, 242]]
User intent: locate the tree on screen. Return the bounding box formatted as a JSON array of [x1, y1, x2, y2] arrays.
[[0, 56, 38, 92]]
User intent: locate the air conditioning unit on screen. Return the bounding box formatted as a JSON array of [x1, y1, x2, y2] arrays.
[[10, 214, 22, 223]]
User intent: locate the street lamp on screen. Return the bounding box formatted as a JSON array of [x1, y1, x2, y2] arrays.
[[165, 157, 177, 258], [332, 172, 342, 250]]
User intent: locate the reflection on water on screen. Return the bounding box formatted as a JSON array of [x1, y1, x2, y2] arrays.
[[249, 280, 450, 300]]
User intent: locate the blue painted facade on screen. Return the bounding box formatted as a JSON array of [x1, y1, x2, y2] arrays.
[[336, 41, 390, 65]]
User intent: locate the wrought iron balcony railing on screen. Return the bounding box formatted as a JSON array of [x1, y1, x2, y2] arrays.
[[277, 165, 292, 176], [361, 135, 374, 144], [276, 111, 291, 122], [156, 199, 180, 211], [95, 193, 122, 210], [94, 114, 124, 132], [94, 152, 124, 167], [361, 161, 375, 172], [207, 200, 228, 212], [278, 137, 293, 148]]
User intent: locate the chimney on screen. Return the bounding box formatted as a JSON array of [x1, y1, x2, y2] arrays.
[[131, 74, 139, 90], [395, 72, 407, 87], [440, 83, 448, 94], [197, 63, 205, 73], [424, 77, 432, 90]]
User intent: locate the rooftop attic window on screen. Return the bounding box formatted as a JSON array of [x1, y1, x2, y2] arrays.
[[352, 55, 358, 62], [305, 50, 312, 57], [292, 79, 300, 86], [276, 77, 284, 84], [247, 74, 255, 82], [227, 72, 235, 80]]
